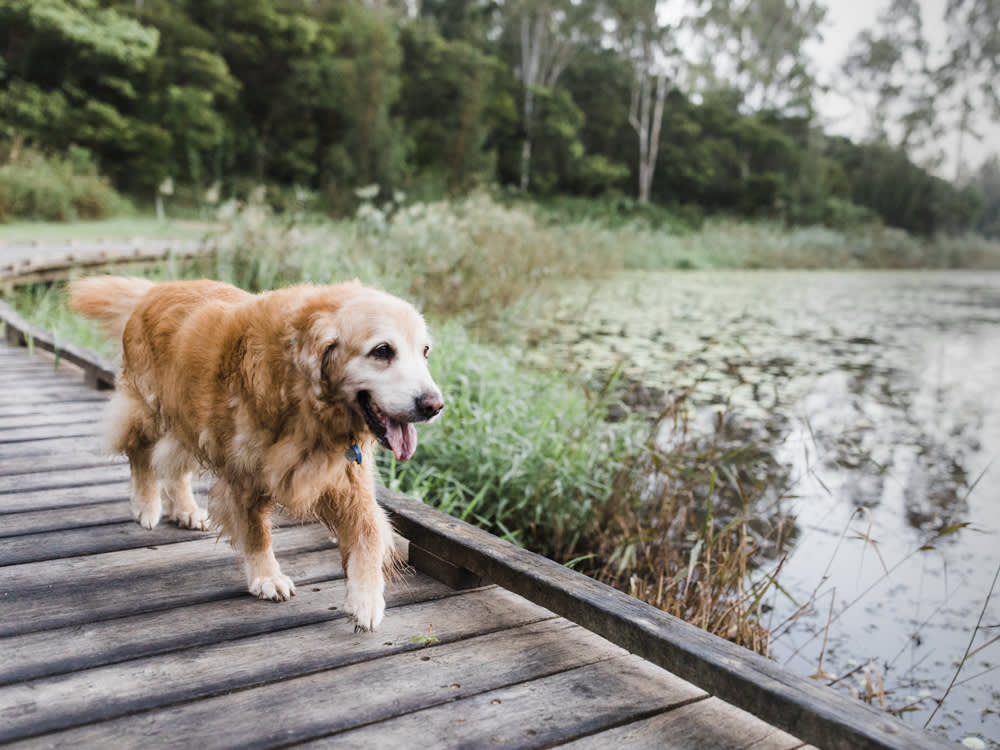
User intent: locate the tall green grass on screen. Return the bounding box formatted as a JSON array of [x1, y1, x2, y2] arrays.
[[380, 321, 643, 558]]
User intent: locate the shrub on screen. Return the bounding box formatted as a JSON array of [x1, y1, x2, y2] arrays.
[[0, 147, 131, 222]]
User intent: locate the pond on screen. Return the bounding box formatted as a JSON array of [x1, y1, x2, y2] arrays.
[[520, 270, 1000, 744]]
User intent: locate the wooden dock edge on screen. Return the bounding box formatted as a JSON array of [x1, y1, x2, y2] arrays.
[[0, 241, 205, 293], [0, 290, 949, 750], [0, 300, 116, 389]]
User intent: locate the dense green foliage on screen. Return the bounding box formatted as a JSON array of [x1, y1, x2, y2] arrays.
[[0, 0, 995, 236]]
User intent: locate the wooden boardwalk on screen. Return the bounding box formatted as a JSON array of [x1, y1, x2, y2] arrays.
[[0, 304, 950, 750]]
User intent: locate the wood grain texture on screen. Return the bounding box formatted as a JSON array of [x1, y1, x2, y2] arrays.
[[303, 654, 706, 750], [0, 502, 133, 537], [376, 488, 950, 750], [0, 408, 105, 430], [558, 696, 805, 750], [0, 463, 131, 494], [0, 421, 101, 443], [0, 518, 214, 565], [0, 482, 131, 514], [0, 587, 555, 742], [0, 574, 455, 685], [0, 525, 338, 636], [0, 435, 109, 465], [0, 452, 124, 479], [0, 388, 107, 407], [0, 402, 106, 419], [13, 617, 619, 749]]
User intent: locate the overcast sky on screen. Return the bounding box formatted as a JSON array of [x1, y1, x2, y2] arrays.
[[811, 0, 998, 179]]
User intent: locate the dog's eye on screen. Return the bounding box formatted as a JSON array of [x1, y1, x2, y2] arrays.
[[423, 345, 430, 359], [369, 343, 395, 362]]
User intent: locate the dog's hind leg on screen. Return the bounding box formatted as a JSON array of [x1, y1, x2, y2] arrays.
[[153, 437, 209, 531], [211, 480, 295, 602], [127, 446, 162, 530], [106, 389, 163, 530]]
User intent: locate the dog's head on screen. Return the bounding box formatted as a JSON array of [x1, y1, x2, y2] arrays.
[[295, 283, 443, 461]]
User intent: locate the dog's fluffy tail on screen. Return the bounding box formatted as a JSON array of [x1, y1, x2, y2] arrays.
[[68, 276, 156, 343]]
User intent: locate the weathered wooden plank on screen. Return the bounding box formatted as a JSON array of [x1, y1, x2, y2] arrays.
[[376, 488, 949, 750], [0, 482, 129, 515], [0, 463, 130, 494], [0, 421, 101, 443], [0, 588, 555, 742], [0, 524, 337, 636], [0, 519, 214, 565], [559, 696, 805, 750], [0, 408, 103, 431], [0, 399, 105, 420], [0, 478, 213, 515], [10, 618, 614, 749], [0, 389, 107, 408], [0, 435, 111, 464], [303, 654, 706, 750], [0, 502, 130, 537], [0, 366, 85, 383], [0, 573, 455, 686], [0, 451, 122, 479]]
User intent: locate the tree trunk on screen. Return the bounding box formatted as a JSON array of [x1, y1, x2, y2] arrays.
[[631, 71, 667, 204], [520, 137, 533, 192]]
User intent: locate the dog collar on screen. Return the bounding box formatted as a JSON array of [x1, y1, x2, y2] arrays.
[[345, 444, 362, 465]]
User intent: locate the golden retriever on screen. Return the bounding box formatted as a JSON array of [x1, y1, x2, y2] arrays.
[[69, 276, 443, 631]]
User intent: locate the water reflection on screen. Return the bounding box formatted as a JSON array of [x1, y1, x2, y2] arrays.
[[519, 270, 1000, 741]]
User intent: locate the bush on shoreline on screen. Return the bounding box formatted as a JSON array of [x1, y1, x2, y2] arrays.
[[0, 148, 132, 223]]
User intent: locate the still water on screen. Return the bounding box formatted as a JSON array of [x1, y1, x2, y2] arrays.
[[522, 270, 1000, 743]]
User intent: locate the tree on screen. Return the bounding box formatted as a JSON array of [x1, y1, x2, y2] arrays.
[[0, 0, 163, 186], [939, 0, 1000, 179], [506, 0, 600, 191], [841, 0, 941, 161], [397, 18, 507, 190], [690, 0, 826, 116], [613, 1, 679, 203], [971, 154, 1000, 237], [116, 0, 241, 190]]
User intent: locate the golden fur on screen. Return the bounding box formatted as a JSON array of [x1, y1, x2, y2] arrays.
[[69, 276, 443, 631]]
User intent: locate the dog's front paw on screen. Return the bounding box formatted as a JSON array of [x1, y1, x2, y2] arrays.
[[249, 574, 296, 602], [172, 507, 210, 531], [345, 584, 385, 632], [133, 507, 161, 530]]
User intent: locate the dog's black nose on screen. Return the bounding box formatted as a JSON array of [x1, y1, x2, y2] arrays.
[[415, 392, 444, 420]]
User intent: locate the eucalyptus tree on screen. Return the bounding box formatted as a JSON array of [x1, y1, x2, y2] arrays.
[[689, 0, 826, 116], [939, 0, 1000, 178], [971, 154, 1000, 237], [504, 0, 602, 191], [612, 0, 682, 203], [841, 0, 942, 165]]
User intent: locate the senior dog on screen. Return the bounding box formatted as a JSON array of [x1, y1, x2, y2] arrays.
[[69, 276, 443, 631]]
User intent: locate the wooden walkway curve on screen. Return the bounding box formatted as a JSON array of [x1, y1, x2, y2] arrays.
[[0, 302, 949, 750]]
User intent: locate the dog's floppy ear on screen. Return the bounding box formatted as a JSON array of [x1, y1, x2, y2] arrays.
[[320, 340, 339, 383], [291, 310, 341, 385]]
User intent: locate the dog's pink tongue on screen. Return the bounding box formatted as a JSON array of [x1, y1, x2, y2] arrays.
[[385, 420, 417, 461]]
